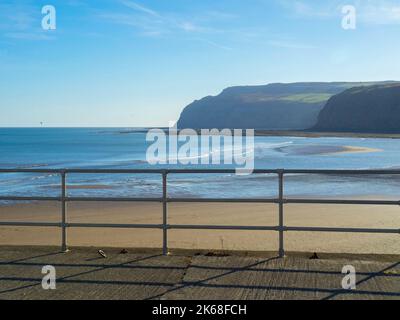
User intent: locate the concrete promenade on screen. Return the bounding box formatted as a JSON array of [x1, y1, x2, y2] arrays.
[[0, 246, 399, 300]]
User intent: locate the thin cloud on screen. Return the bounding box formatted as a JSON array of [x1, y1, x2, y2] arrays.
[[205, 11, 238, 20], [360, 0, 400, 25], [278, 0, 400, 25], [0, 2, 55, 41], [98, 12, 167, 36], [65, 0, 89, 7], [99, 1, 233, 50], [278, 0, 341, 18], [5, 32, 55, 41], [106, 1, 200, 34], [267, 40, 316, 49], [179, 21, 199, 32], [195, 38, 233, 51], [119, 0, 161, 17]]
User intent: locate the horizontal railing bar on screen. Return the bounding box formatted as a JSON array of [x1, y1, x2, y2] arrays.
[[0, 222, 62, 227], [285, 226, 400, 234], [282, 169, 400, 175], [0, 169, 63, 173], [166, 169, 279, 174], [285, 199, 400, 206], [2, 168, 400, 175], [0, 196, 162, 202], [0, 169, 166, 174], [1, 196, 398, 207], [66, 223, 163, 229], [0, 169, 276, 174], [168, 224, 279, 231], [1, 196, 398, 206], [167, 198, 279, 203], [0, 222, 272, 231], [1, 221, 397, 234], [0, 196, 62, 201], [61, 169, 166, 174], [66, 197, 163, 202], [167, 169, 400, 175]]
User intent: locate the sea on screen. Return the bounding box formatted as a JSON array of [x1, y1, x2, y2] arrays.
[[1, 127, 400, 201]]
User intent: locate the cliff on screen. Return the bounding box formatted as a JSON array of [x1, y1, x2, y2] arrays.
[[312, 83, 400, 133], [177, 82, 390, 130]]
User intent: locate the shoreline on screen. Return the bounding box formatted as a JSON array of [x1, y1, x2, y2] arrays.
[[255, 130, 400, 139], [170, 129, 400, 139], [111, 128, 400, 139]]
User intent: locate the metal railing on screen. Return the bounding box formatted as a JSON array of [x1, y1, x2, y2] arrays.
[[0, 168, 399, 257]]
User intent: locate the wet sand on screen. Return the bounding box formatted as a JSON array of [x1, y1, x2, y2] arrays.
[[336, 146, 382, 155], [276, 144, 381, 156], [0, 201, 398, 254]]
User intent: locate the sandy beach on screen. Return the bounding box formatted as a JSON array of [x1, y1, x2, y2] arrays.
[[0, 200, 398, 254]]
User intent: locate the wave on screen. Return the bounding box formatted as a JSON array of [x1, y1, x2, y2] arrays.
[[254, 141, 294, 149], [166, 141, 292, 163]]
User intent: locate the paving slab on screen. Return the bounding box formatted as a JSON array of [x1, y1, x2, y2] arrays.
[[0, 247, 399, 300]]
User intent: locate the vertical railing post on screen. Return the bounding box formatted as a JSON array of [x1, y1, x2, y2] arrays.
[[61, 171, 68, 252], [278, 170, 285, 258], [162, 171, 168, 255]]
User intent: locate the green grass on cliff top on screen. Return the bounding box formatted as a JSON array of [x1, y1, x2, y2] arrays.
[[279, 93, 333, 103]]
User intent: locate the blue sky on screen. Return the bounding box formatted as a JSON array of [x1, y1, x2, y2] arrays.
[[1, 0, 400, 127]]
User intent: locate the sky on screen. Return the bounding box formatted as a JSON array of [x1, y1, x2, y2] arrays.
[[1, 0, 400, 127]]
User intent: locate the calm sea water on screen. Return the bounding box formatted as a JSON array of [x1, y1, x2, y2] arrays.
[[1, 128, 400, 200]]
